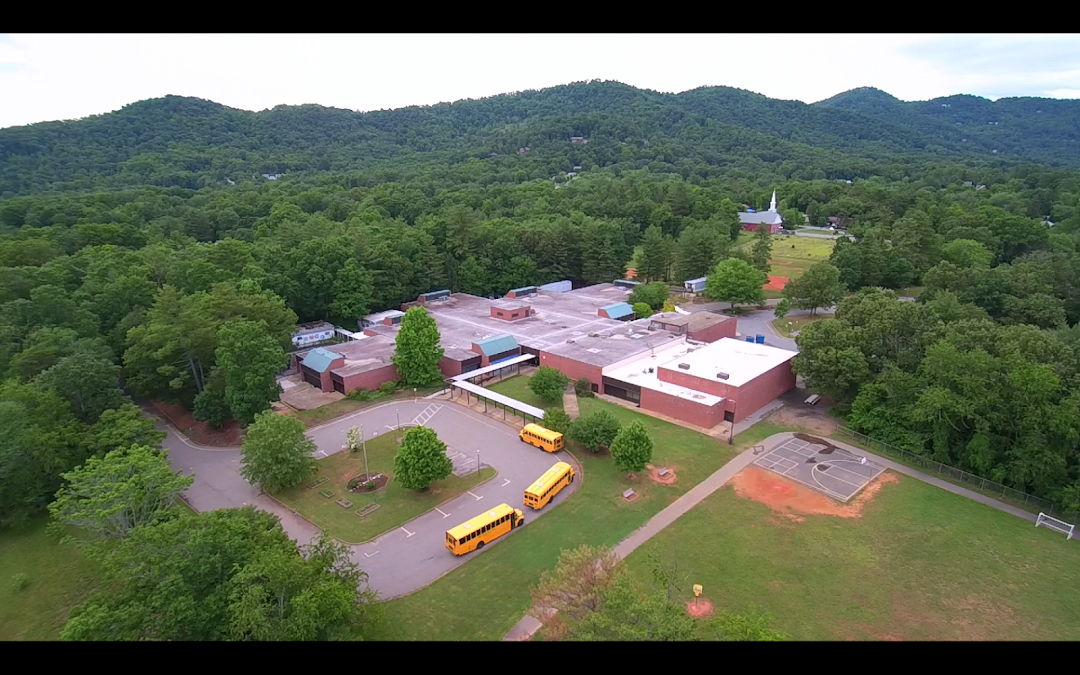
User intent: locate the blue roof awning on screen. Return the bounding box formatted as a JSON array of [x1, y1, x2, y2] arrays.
[[601, 302, 635, 319], [474, 334, 519, 356], [301, 347, 343, 373]]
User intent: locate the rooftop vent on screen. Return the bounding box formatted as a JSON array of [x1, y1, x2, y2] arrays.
[[693, 394, 706, 400], [678, 363, 691, 370], [589, 333, 600, 338], [586, 348, 602, 354], [716, 372, 729, 380], [566, 339, 575, 344]]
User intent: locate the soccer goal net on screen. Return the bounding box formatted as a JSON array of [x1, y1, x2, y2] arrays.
[[1036, 513, 1075, 540]]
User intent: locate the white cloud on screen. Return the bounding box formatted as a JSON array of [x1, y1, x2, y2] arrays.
[[0, 34, 1077, 129]]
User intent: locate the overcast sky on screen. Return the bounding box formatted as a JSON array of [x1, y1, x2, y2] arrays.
[[2, 33, 1079, 130]]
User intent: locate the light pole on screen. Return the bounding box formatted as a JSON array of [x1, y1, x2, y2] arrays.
[[361, 423, 369, 482], [728, 401, 736, 445], [396, 409, 401, 440], [476, 450, 480, 477]]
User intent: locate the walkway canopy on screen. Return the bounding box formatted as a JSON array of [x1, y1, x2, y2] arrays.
[[446, 353, 545, 426]]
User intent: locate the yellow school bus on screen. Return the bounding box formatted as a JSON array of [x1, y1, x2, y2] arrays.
[[446, 503, 524, 556], [519, 423, 564, 452], [524, 462, 575, 510]]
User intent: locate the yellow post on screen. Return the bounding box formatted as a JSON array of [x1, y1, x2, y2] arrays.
[[693, 584, 702, 608]]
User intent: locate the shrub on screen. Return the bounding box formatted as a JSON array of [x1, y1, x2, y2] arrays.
[[365, 481, 375, 491], [378, 380, 398, 395], [574, 378, 595, 398], [541, 408, 573, 435], [347, 388, 376, 401], [632, 302, 653, 319], [610, 421, 654, 474], [570, 411, 621, 453], [12, 573, 29, 591]]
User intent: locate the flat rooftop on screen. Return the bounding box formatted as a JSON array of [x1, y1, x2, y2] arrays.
[[603, 341, 725, 406], [647, 312, 733, 332], [658, 337, 796, 387], [317, 335, 397, 378], [545, 326, 685, 368]]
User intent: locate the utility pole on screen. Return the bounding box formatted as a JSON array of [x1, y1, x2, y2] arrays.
[[728, 402, 736, 445], [476, 450, 481, 477], [396, 409, 401, 441]]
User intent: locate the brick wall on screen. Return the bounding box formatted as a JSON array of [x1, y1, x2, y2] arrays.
[[640, 388, 726, 428], [440, 357, 464, 378], [539, 351, 603, 392], [339, 364, 400, 393], [318, 357, 346, 392], [688, 319, 737, 344], [490, 306, 530, 322], [658, 360, 795, 423]]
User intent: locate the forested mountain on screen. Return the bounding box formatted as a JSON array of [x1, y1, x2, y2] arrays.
[[3, 81, 1080, 197]]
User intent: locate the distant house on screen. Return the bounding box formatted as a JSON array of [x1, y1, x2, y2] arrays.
[[684, 277, 708, 293], [261, 173, 283, 180], [570, 136, 588, 144], [566, 172, 577, 178], [976, 184, 987, 191], [518, 147, 530, 155], [573, 165, 582, 171], [963, 181, 973, 186], [292, 322, 336, 348], [827, 216, 853, 230], [738, 191, 783, 234]]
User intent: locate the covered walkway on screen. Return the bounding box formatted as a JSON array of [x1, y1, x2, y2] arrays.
[[448, 379, 546, 426], [450, 353, 536, 383]]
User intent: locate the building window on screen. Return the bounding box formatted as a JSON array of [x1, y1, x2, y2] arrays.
[[511, 313, 519, 319], [724, 410, 734, 422], [591, 383, 599, 393], [497, 311, 504, 317]]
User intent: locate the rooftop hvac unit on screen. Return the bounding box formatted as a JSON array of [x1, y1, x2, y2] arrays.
[[589, 333, 600, 338], [716, 372, 729, 380], [678, 363, 691, 370]]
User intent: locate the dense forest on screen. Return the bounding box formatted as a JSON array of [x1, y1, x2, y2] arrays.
[[3, 80, 1080, 542]]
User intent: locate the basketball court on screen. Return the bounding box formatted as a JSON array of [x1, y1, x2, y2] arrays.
[[753, 436, 885, 502]]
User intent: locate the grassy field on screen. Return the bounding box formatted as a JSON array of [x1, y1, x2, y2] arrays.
[[764, 235, 836, 280], [485, 372, 563, 412], [620, 472, 1080, 640], [369, 374, 794, 640], [0, 519, 100, 641], [274, 433, 496, 543], [771, 312, 834, 338]]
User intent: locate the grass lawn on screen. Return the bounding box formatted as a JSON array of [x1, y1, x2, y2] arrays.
[[0, 519, 101, 641], [486, 373, 564, 412], [274, 433, 496, 543], [896, 285, 926, 298], [293, 386, 444, 429], [620, 472, 1080, 640], [368, 376, 796, 640], [771, 312, 834, 338], [766, 235, 836, 280]]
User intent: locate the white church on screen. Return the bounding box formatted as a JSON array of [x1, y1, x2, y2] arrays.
[[738, 191, 783, 233]]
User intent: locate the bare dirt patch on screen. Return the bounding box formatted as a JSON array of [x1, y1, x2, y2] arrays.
[[767, 260, 793, 266], [731, 466, 898, 521], [686, 598, 714, 618], [646, 464, 678, 485], [764, 407, 839, 436], [347, 472, 390, 493], [763, 276, 789, 291], [152, 400, 242, 447]]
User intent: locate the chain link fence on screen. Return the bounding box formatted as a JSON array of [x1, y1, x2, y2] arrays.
[[834, 427, 1078, 524]]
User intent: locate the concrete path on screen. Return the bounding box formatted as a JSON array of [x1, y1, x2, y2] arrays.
[[145, 398, 581, 600], [502, 429, 1059, 641], [563, 388, 580, 420]]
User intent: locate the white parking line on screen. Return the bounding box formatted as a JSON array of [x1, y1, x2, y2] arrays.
[[435, 507, 451, 518], [364, 551, 379, 558], [502, 479, 511, 487], [401, 527, 415, 538], [468, 491, 483, 500]]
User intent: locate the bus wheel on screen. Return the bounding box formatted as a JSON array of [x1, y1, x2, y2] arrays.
[[476, 541, 485, 549]]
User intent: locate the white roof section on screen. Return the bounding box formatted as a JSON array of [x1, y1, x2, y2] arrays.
[[364, 309, 405, 323], [450, 379, 546, 419], [450, 354, 537, 381], [603, 342, 725, 407], [658, 337, 796, 387]]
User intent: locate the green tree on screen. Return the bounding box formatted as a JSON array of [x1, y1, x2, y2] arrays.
[[780, 209, 802, 230], [632, 302, 653, 319], [240, 411, 318, 493], [573, 572, 697, 641], [193, 386, 231, 429], [392, 306, 445, 387], [215, 320, 287, 426], [35, 351, 124, 424], [541, 408, 573, 435], [529, 544, 623, 641], [48, 444, 194, 540], [705, 258, 765, 309], [705, 610, 788, 641], [609, 420, 653, 474], [226, 535, 380, 641], [528, 366, 571, 403], [328, 258, 373, 327], [628, 281, 669, 310], [637, 225, 672, 282], [393, 425, 453, 490], [774, 297, 791, 321], [569, 410, 620, 452], [674, 223, 728, 282], [87, 402, 166, 456], [782, 262, 845, 315], [751, 223, 773, 273], [7, 327, 112, 382]]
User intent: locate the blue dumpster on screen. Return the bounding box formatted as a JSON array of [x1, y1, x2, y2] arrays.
[[745, 337, 754, 342], [756, 334, 765, 344]]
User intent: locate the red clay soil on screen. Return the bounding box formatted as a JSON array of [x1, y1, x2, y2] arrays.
[[686, 598, 715, 618], [767, 260, 793, 266], [731, 466, 898, 523], [152, 400, 242, 447], [625, 268, 638, 280], [763, 276, 789, 292], [646, 464, 678, 485]]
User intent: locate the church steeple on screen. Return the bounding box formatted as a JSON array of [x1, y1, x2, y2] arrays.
[[769, 191, 777, 212]]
